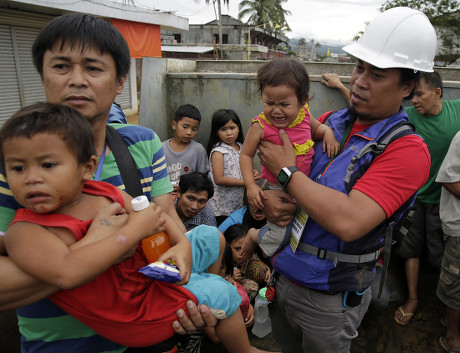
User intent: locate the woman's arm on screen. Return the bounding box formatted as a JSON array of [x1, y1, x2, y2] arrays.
[[211, 151, 245, 187]]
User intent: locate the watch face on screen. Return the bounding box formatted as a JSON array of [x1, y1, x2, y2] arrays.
[[277, 169, 289, 185]]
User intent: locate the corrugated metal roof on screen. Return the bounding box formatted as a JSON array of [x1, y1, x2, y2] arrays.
[[161, 45, 214, 53]]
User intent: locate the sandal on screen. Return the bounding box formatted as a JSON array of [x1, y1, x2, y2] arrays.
[[439, 336, 460, 352], [394, 306, 414, 326]]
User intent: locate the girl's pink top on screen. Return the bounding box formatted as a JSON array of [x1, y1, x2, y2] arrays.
[[252, 106, 314, 183]]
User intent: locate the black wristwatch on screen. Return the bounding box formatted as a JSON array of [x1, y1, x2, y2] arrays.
[[276, 166, 299, 189]]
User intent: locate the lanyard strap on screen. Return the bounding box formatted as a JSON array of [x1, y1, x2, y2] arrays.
[[322, 119, 355, 173], [93, 142, 107, 181]]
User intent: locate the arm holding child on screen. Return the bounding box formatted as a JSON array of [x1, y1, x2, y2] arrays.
[[4, 194, 166, 290], [0, 202, 132, 311]]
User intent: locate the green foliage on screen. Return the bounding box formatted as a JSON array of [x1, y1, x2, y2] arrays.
[[380, 0, 460, 64], [297, 37, 307, 46], [238, 0, 291, 34]]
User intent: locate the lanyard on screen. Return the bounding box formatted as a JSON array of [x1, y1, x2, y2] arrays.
[[93, 142, 107, 181], [321, 119, 355, 173]]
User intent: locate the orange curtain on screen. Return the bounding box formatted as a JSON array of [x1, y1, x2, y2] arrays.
[[112, 18, 161, 58]]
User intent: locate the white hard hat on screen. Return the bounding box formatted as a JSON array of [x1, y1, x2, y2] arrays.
[[343, 7, 437, 72]]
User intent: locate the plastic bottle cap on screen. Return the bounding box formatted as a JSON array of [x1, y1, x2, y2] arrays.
[[131, 195, 150, 211], [258, 287, 268, 300]]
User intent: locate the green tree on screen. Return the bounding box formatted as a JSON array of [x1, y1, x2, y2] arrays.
[[297, 37, 307, 46], [380, 0, 460, 64], [238, 0, 290, 33]]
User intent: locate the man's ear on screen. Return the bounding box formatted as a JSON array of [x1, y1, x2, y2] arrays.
[[402, 80, 417, 100], [83, 156, 98, 181], [434, 87, 442, 99], [116, 75, 126, 95]]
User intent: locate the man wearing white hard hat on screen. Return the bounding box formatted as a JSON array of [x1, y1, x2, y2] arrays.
[[256, 7, 437, 352]]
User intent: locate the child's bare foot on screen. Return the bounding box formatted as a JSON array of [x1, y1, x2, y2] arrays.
[[242, 228, 259, 260]]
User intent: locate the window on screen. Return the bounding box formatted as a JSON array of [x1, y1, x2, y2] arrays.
[[213, 34, 228, 44]]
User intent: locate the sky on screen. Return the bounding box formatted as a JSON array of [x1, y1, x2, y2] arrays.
[[132, 0, 385, 45]]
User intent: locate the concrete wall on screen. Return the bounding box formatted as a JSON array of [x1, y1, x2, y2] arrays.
[[140, 58, 460, 148]]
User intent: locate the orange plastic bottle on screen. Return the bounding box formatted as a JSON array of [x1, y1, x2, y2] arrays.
[[131, 196, 171, 263]]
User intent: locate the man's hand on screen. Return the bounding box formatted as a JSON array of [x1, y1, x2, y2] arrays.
[[321, 73, 350, 101], [258, 129, 296, 177], [321, 73, 343, 89], [172, 301, 218, 334], [263, 189, 297, 227]]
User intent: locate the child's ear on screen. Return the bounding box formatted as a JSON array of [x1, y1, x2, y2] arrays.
[[82, 156, 98, 181], [172, 120, 177, 131]]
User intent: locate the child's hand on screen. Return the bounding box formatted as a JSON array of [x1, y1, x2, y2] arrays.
[[172, 183, 179, 197], [128, 203, 166, 240], [88, 203, 129, 242], [232, 268, 242, 282], [322, 128, 340, 158], [245, 304, 255, 327], [158, 238, 192, 286], [247, 184, 266, 211]]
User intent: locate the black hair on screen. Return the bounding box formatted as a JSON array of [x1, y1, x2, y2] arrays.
[[257, 57, 310, 105], [178, 172, 214, 199], [206, 109, 245, 155], [223, 223, 248, 244], [399, 68, 420, 101], [174, 104, 201, 123], [420, 71, 443, 98], [221, 242, 235, 277], [0, 102, 95, 171], [32, 14, 130, 81]]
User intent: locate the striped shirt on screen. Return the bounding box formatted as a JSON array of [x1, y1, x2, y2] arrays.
[[1, 123, 172, 353]]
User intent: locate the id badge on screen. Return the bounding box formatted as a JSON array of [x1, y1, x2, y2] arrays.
[[289, 206, 309, 252]]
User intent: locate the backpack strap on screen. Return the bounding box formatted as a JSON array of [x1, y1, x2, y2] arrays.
[[344, 122, 415, 183], [105, 125, 144, 198], [347, 121, 416, 299]]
